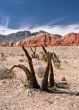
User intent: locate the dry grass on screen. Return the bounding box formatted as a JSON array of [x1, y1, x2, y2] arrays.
[[35, 66, 45, 78], [0, 46, 79, 110], [0, 66, 15, 79]]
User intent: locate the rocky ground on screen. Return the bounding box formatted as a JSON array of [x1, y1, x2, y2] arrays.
[[0, 46, 79, 110]]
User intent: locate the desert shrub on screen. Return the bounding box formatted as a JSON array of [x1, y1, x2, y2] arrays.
[[31, 54, 39, 59], [20, 77, 31, 88], [40, 51, 61, 69], [35, 66, 45, 78], [19, 59, 24, 62], [9, 46, 55, 91], [0, 57, 6, 61], [30, 47, 39, 59], [1, 53, 4, 57], [0, 66, 15, 79], [54, 63, 61, 69], [61, 77, 67, 81], [0, 53, 6, 61], [19, 54, 24, 56]]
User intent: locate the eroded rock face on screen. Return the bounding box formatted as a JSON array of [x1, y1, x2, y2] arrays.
[[50, 36, 61, 46], [61, 33, 79, 46], [14, 33, 62, 47], [15, 33, 52, 47], [0, 32, 79, 47]]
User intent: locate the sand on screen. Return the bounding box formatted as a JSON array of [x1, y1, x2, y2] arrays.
[[0, 46, 79, 110]]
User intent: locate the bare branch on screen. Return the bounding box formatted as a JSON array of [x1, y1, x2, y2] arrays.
[[8, 64, 31, 78], [22, 46, 35, 73], [9, 64, 40, 88], [49, 61, 54, 87], [30, 47, 36, 54], [42, 46, 55, 90], [22, 46, 31, 61], [42, 46, 48, 55], [30, 47, 39, 59], [22, 46, 40, 89], [52, 52, 61, 64], [41, 59, 50, 91]]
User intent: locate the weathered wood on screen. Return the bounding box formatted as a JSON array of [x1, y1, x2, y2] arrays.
[[8, 64, 33, 87], [9, 46, 57, 91], [41, 59, 50, 91], [30, 47, 39, 59], [22, 46, 40, 89], [52, 52, 61, 65], [42, 46, 55, 89], [30, 47, 36, 57], [49, 61, 54, 87], [42, 46, 48, 55]]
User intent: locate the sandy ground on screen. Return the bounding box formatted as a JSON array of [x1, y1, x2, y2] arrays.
[[0, 46, 79, 110]]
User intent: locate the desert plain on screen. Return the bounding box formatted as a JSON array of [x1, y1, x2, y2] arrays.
[[0, 46, 79, 110]]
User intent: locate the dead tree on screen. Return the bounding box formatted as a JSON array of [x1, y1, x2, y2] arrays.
[[41, 46, 61, 89], [41, 57, 50, 91], [30, 47, 39, 59], [52, 52, 61, 69], [22, 46, 40, 88], [49, 60, 54, 87], [41, 46, 55, 89], [41, 47, 61, 69], [9, 46, 40, 89], [9, 46, 56, 91]]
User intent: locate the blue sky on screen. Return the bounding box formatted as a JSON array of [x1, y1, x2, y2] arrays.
[[0, 0, 79, 35]]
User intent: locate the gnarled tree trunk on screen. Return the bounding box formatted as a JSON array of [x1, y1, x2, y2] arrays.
[[9, 46, 55, 91], [41, 58, 50, 91], [22, 46, 40, 89], [8, 64, 33, 87], [42, 46, 55, 88], [30, 47, 36, 58], [49, 60, 54, 87]]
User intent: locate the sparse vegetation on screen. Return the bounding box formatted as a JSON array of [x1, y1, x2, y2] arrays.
[[0, 46, 79, 110], [9, 46, 56, 91], [41, 49, 61, 69], [0, 53, 6, 61], [54, 63, 61, 69], [19, 59, 24, 62], [1, 52, 4, 58], [0, 66, 15, 79], [30, 47, 39, 59], [20, 77, 31, 88], [62, 77, 67, 81]]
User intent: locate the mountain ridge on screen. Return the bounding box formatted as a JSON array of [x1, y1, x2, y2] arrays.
[[0, 30, 79, 46]]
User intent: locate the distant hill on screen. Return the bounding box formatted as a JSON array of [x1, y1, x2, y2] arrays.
[[0, 35, 5, 42], [0, 31, 31, 43], [0, 30, 52, 43], [0, 30, 50, 43]]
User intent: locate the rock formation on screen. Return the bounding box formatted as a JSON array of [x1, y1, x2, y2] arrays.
[[61, 33, 79, 46], [0, 31, 79, 47], [14, 33, 62, 47]]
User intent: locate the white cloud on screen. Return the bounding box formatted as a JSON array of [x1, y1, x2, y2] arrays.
[[29, 24, 79, 36], [45, 17, 67, 26], [0, 23, 79, 36], [0, 26, 23, 35], [0, 14, 10, 27]]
